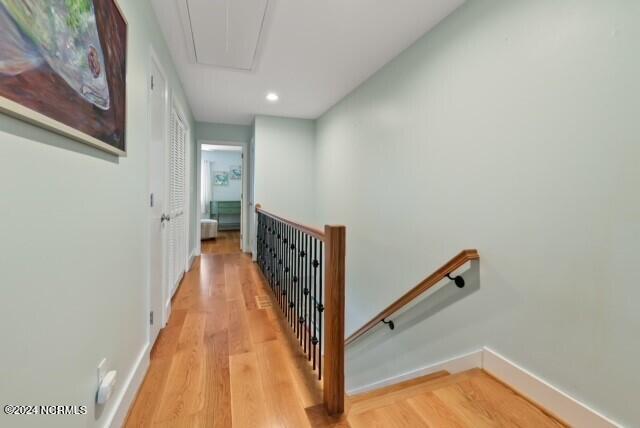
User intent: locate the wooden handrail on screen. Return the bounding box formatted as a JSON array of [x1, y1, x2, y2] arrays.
[[345, 249, 479, 346], [255, 204, 325, 241]]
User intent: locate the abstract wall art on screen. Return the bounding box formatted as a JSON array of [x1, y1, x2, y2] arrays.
[[229, 165, 241, 180], [214, 171, 229, 186], [0, 0, 128, 155]]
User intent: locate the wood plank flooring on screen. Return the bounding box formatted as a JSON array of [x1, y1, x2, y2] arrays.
[[125, 248, 326, 427], [347, 369, 565, 428], [126, 236, 565, 427], [201, 231, 241, 255]]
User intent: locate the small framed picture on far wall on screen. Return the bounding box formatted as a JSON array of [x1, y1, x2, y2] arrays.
[[214, 171, 229, 186], [229, 165, 242, 180]]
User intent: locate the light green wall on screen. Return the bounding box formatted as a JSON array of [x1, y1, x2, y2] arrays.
[[0, 1, 194, 427], [315, 1, 639, 425], [196, 121, 253, 143], [254, 116, 316, 226]]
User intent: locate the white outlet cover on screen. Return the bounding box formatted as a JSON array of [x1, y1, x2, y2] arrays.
[[97, 358, 107, 383]]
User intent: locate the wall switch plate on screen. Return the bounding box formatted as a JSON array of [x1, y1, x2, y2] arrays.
[[97, 358, 107, 383]]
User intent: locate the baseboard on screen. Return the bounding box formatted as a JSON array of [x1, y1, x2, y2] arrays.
[[188, 250, 197, 270], [164, 298, 172, 327], [482, 347, 620, 428], [104, 344, 150, 428], [347, 349, 483, 395]]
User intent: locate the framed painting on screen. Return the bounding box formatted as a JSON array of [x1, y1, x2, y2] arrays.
[[0, 0, 128, 156], [214, 171, 229, 186], [229, 165, 241, 180]]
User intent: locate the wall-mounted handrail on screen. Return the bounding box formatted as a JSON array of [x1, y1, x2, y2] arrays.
[[344, 249, 479, 346], [254, 204, 345, 415]]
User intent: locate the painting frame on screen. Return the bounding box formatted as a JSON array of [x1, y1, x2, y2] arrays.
[[0, 0, 129, 156], [229, 165, 242, 180], [213, 171, 229, 186]]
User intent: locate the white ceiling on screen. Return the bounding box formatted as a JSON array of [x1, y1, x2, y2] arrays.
[[151, 0, 464, 125]]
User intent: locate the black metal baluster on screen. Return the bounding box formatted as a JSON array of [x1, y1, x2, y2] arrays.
[[274, 219, 278, 303], [276, 220, 281, 308], [302, 233, 307, 356], [272, 218, 277, 292], [272, 219, 277, 299], [271, 218, 275, 291], [279, 221, 284, 310], [264, 216, 268, 280], [318, 241, 323, 380], [285, 223, 290, 324], [302, 232, 307, 349], [256, 216, 258, 262], [305, 235, 312, 361], [306, 236, 313, 361], [266, 217, 270, 287], [279, 223, 287, 313], [297, 228, 302, 341], [312, 238, 318, 370], [282, 223, 288, 317], [292, 227, 297, 334], [289, 226, 295, 328]]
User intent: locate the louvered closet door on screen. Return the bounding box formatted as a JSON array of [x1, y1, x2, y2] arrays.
[[168, 108, 187, 294]]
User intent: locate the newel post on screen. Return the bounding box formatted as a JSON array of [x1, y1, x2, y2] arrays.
[[323, 225, 346, 415]]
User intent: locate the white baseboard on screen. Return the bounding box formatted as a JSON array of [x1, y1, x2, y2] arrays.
[[347, 349, 483, 395], [104, 344, 150, 428], [164, 298, 172, 327], [188, 250, 197, 270], [482, 347, 620, 428]]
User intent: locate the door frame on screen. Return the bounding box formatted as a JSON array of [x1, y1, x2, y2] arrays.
[[147, 48, 170, 344], [196, 140, 252, 255]]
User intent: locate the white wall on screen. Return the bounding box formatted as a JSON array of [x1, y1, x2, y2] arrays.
[[0, 1, 194, 427], [254, 116, 316, 225], [315, 1, 640, 425], [202, 150, 243, 204]]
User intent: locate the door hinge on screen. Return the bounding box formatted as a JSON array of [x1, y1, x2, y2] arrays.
[[150, 193, 154, 207], [150, 311, 154, 325], [151, 75, 155, 90]]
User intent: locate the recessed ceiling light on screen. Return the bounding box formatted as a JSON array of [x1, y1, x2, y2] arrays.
[[266, 92, 279, 102]]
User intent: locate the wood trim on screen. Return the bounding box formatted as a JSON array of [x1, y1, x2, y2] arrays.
[[255, 204, 326, 241], [345, 249, 479, 346], [323, 225, 346, 415]]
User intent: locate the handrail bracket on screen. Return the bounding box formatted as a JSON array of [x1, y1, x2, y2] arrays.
[[446, 273, 466, 288], [382, 318, 395, 330]]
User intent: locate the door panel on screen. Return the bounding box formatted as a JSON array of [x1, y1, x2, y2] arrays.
[[149, 59, 168, 345], [168, 108, 187, 297]]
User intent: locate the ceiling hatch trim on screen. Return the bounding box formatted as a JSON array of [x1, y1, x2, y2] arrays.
[[177, 0, 270, 71]]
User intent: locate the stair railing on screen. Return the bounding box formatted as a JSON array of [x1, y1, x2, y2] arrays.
[[255, 204, 346, 415], [345, 249, 480, 346]]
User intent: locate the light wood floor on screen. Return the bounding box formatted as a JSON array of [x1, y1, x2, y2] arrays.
[[347, 369, 565, 428], [126, 240, 565, 427], [201, 231, 241, 255], [125, 245, 330, 427]]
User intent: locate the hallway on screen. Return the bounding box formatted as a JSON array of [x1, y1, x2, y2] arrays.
[[125, 248, 330, 427]]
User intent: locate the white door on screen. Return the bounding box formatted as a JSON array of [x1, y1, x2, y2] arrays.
[[148, 58, 168, 344], [168, 107, 187, 297]]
